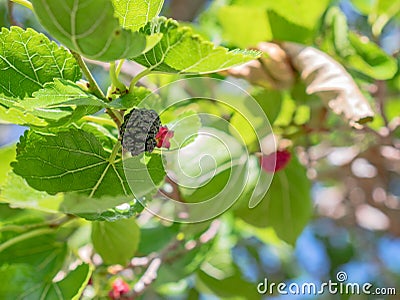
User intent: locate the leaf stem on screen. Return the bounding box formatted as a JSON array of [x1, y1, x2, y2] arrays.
[[110, 61, 127, 92], [81, 115, 117, 127], [10, 0, 32, 10], [115, 59, 125, 77], [70, 50, 123, 127], [70, 50, 105, 99], [109, 142, 122, 163], [129, 68, 152, 92], [0, 228, 55, 253]]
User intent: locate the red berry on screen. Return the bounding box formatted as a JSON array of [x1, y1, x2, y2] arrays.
[[155, 126, 174, 149], [108, 278, 130, 299], [261, 150, 291, 173]]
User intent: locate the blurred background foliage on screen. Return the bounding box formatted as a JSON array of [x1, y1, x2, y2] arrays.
[[0, 0, 399, 299]]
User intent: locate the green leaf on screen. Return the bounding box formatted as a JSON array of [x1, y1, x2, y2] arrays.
[[347, 32, 398, 80], [0, 264, 41, 299], [267, 10, 313, 43], [0, 145, 15, 187], [60, 193, 144, 221], [109, 86, 152, 109], [124, 153, 166, 199], [112, 0, 164, 31], [31, 0, 161, 61], [19, 79, 106, 126], [217, 6, 272, 48], [138, 223, 180, 255], [0, 232, 67, 282], [0, 172, 63, 213], [0, 263, 92, 300], [0, 105, 48, 126], [44, 264, 92, 300], [235, 156, 312, 245], [91, 218, 140, 265], [133, 17, 261, 74], [267, 0, 330, 30], [197, 269, 261, 299], [0, 27, 81, 98], [252, 88, 283, 125], [12, 129, 131, 198]]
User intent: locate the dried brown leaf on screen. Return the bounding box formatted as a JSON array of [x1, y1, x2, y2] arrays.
[[283, 42, 374, 125]]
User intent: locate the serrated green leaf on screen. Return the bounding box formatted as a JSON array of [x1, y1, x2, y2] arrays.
[[12, 129, 131, 198], [0, 172, 63, 213], [112, 0, 164, 31], [19, 79, 106, 125], [91, 218, 140, 265], [235, 156, 312, 245], [133, 17, 261, 74], [31, 0, 161, 61], [0, 27, 81, 98], [0, 104, 48, 126]]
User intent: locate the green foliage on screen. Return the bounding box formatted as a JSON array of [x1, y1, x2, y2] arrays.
[[133, 17, 261, 73], [91, 218, 140, 265], [12, 129, 131, 197], [31, 0, 161, 61], [112, 0, 164, 31], [1, 0, 397, 298], [235, 156, 312, 245], [0, 26, 81, 98]]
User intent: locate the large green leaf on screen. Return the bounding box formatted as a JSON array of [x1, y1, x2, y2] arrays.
[[0, 263, 92, 300], [91, 218, 140, 265], [235, 156, 312, 245], [12, 129, 131, 198], [0, 27, 81, 98], [133, 17, 261, 74], [112, 0, 164, 31], [0, 232, 67, 282], [31, 0, 161, 61]]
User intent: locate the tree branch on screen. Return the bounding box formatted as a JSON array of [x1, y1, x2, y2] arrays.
[[125, 220, 221, 299]]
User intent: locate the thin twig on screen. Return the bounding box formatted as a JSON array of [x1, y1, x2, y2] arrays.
[[126, 220, 221, 298], [375, 80, 389, 127], [7, 1, 21, 26]]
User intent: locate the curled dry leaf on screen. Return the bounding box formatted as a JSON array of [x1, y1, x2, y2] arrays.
[[282, 42, 374, 126], [227, 42, 295, 90]]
